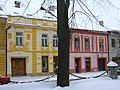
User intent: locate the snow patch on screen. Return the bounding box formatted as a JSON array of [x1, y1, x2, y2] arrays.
[[107, 61, 118, 67]]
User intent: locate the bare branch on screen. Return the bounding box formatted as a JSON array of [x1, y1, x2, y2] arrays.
[[69, 10, 93, 29]]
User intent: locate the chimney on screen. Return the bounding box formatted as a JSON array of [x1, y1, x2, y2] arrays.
[[14, 1, 21, 8]]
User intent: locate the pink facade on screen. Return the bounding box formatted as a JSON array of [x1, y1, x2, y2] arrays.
[[69, 29, 109, 73]]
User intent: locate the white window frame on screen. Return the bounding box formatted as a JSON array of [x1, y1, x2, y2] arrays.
[[53, 35, 58, 47], [16, 32, 22, 46], [42, 34, 48, 47]]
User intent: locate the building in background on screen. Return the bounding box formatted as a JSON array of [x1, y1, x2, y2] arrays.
[[108, 31, 120, 65], [7, 16, 58, 76], [69, 29, 109, 73]]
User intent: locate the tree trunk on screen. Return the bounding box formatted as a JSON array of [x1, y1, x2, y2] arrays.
[[57, 0, 70, 87]]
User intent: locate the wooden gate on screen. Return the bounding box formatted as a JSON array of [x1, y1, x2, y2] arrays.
[[11, 58, 26, 76]]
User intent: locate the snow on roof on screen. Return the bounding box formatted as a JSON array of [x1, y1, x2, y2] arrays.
[[0, 0, 57, 20], [0, 5, 7, 18], [107, 61, 118, 67]]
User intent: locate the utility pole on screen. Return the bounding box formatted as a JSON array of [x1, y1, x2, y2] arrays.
[[57, 0, 70, 87]]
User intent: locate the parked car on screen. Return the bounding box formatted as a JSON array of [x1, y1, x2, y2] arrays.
[[0, 75, 10, 85]]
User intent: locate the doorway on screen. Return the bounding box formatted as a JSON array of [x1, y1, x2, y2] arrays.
[[75, 58, 81, 73], [98, 58, 106, 71], [85, 58, 91, 72], [53, 56, 58, 73], [42, 56, 48, 72], [11, 58, 26, 76]]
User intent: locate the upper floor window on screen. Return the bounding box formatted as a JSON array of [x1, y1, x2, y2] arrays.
[[99, 38, 104, 49], [53, 35, 58, 47], [118, 39, 120, 48], [111, 39, 115, 47], [42, 34, 48, 47], [75, 36, 79, 48], [85, 37, 90, 49], [16, 32, 22, 46]]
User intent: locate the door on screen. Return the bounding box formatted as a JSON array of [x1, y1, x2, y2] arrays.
[[12, 58, 26, 76], [75, 58, 81, 73], [53, 56, 58, 73], [98, 58, 105, 71], [85, 58, 90, 72], [42, 56, 48, 72]]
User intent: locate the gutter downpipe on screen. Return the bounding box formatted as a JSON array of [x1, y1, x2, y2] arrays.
[[107, 32, 110, 63], [6, 26, 11, 76]]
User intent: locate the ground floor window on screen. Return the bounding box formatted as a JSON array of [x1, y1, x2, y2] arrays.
[[42, 56, 48, 72]]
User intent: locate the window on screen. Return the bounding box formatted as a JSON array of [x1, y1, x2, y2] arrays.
[[75, 37, 79, 48], [16, 32, 22, 46], [42, 56, 48, 72], [118, 39, 120, 48], [42, 34, 48, 47], [111, 39, 115, 47], [99, 38, 104, 49], [85, 37, 90, 49], [53, 35, 58, 47]]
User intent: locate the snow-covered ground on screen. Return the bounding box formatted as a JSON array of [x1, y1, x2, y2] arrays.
[[0, 71, 120, 90]]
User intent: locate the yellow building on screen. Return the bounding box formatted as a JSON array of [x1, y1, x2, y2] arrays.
[[7, 16, 58, 76], [0, 16, 7, 76]]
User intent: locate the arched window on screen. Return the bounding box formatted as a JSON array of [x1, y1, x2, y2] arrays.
[[85, 37, 90, 49], [99, 37, 104, 49], [74, 36, 79, 48]]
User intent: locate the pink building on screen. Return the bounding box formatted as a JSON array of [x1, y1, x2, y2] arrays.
[[69, 29, 109, 73]]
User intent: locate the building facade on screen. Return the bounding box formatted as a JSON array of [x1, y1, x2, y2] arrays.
[[7, 16, 58, 76], [0, 16, 7, 76], [69, 29, 109, 73], [108, 31, 120, 65]]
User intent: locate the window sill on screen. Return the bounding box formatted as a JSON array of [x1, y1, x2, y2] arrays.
[[16, 46, 23, 48]]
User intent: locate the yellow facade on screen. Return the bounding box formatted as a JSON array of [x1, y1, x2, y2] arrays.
[[0, 17, 7, 76], [7, 16, 58, 76]]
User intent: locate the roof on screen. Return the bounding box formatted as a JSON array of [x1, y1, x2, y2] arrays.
[[0, 5, 7, 18], [70, 28, 109, 35], [0, 0, 57, 20]]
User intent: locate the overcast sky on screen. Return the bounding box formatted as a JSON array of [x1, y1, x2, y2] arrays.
[[0, 0, 120, 31]]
